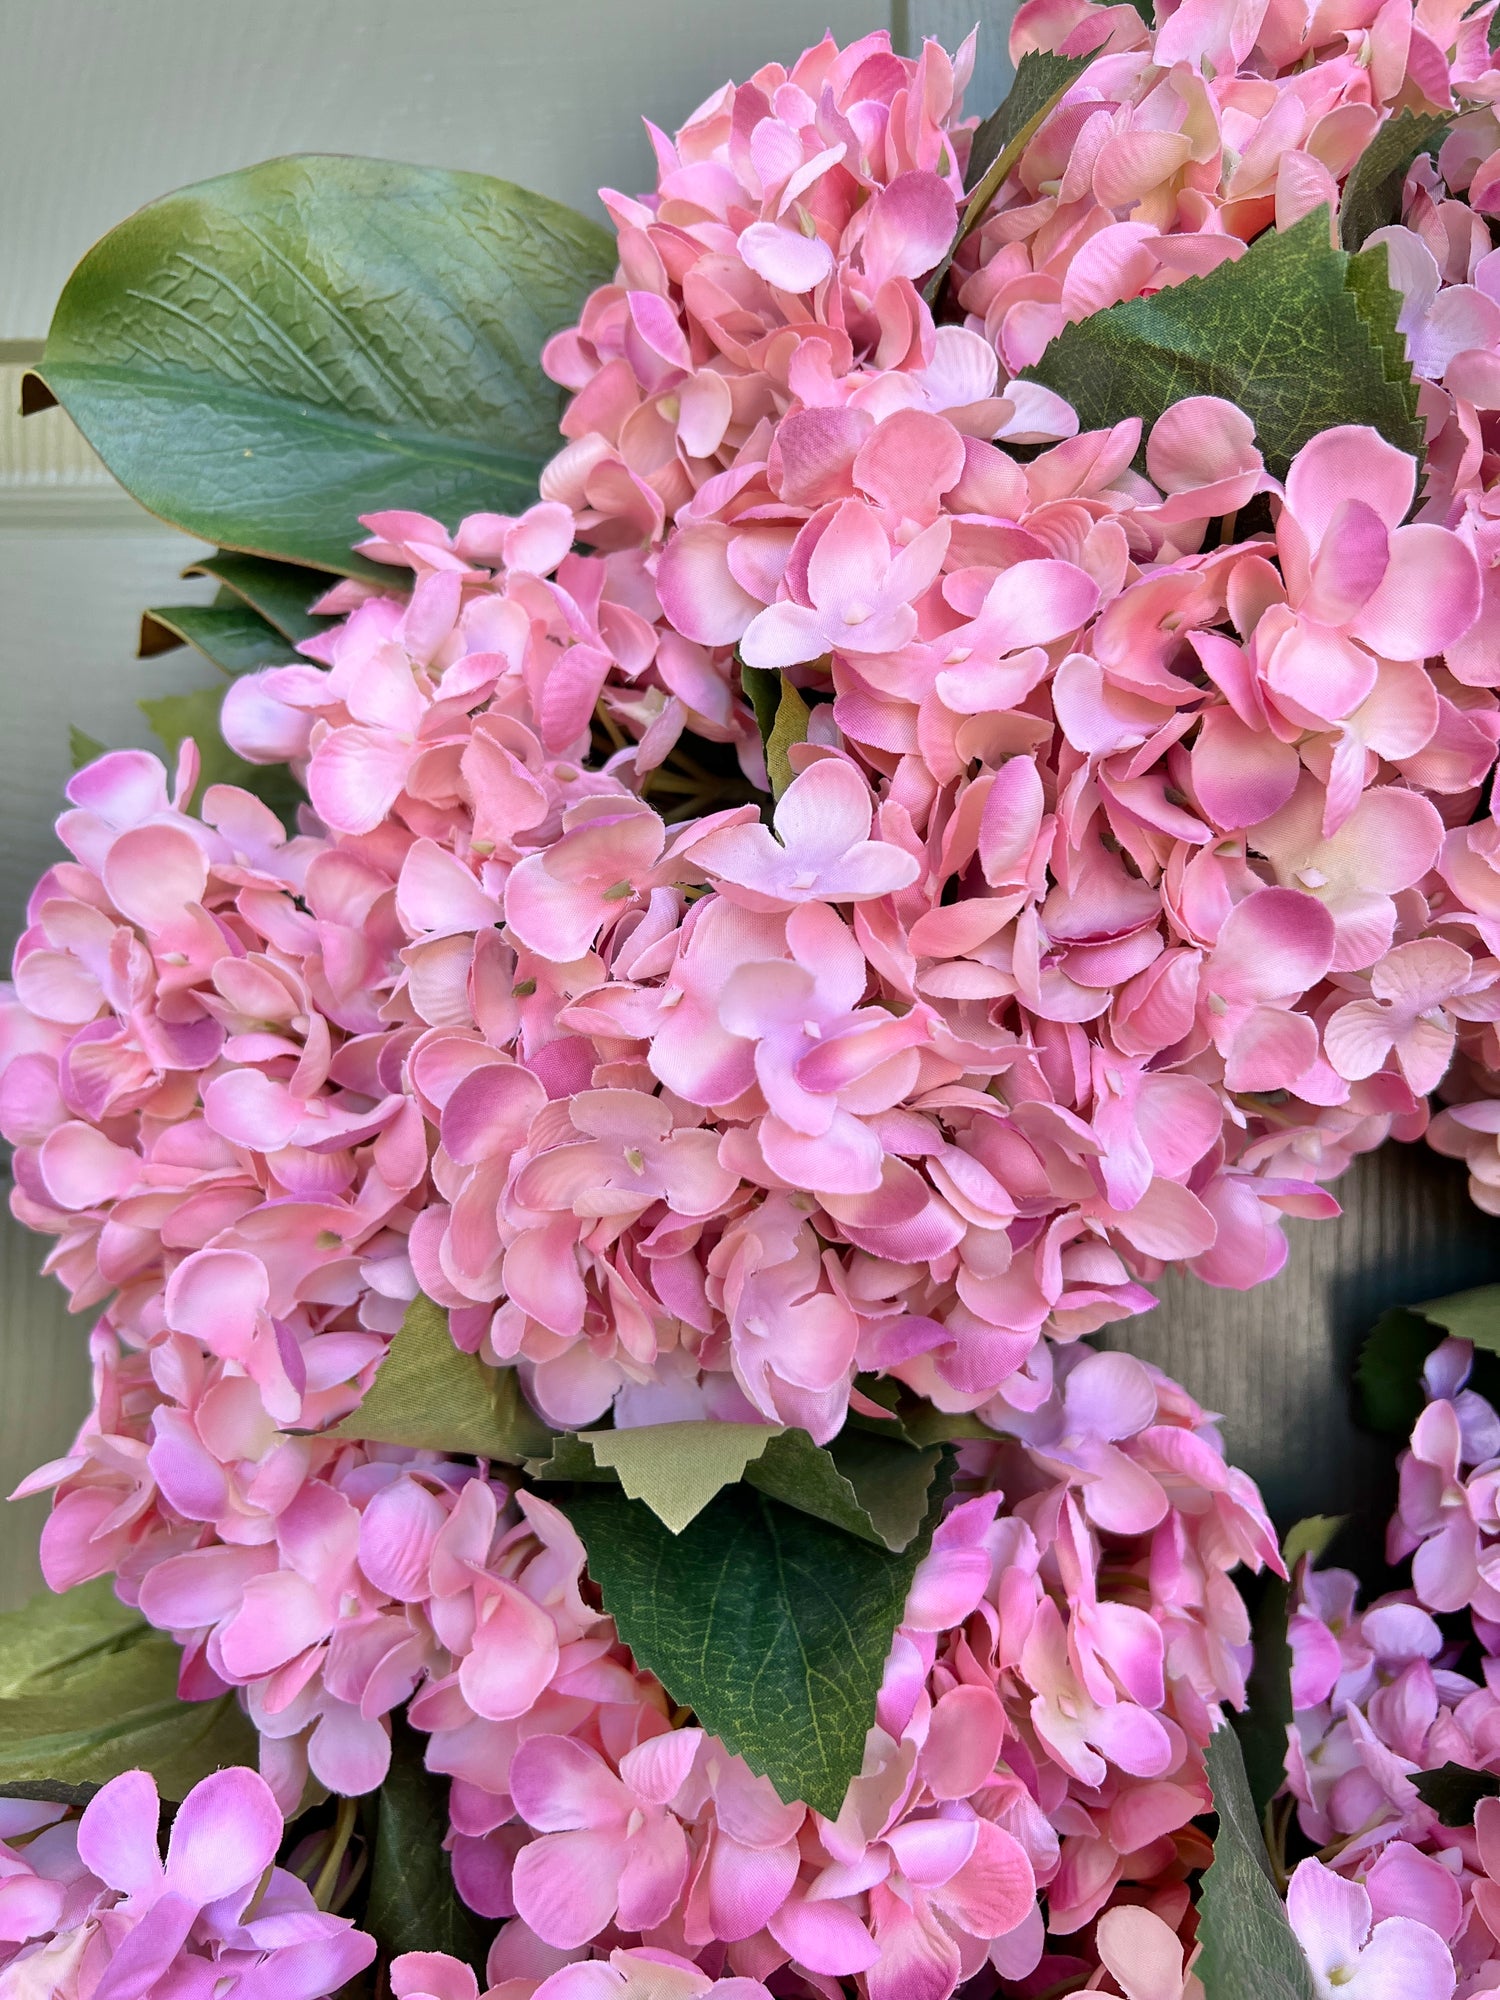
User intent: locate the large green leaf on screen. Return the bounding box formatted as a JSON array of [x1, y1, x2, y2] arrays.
[[139, 600, 295, 674], [363, 1717, 488, 1975], [1197, 1726, 1317, 2000], [182, 551, 342, 643], [574, 1422, 786, 1532], [747, 1426, 943, 1553], [1339, 110, 1450, 249], [0, 1580, 256, 1799], [557, 1463, 951, 1817], [25, 155, 616, 575], [324, 1293, 553, 1462], [1415, 1281, 1500, 1348], [1024, 209, 1424, 477]]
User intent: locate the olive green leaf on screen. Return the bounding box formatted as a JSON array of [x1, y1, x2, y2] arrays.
[[69, 726, 106, 770], [747, 1426, 944, 1553], [764, 678, 811, 800], [1413, 1761, 1500, 1826], [25, 155, 615, 575], [849, 1374, 1001, 1446], [558, 1461, 951, 1816], [138, 684, 303, 821], [1197, 1726, 1318, 2000], [576, 1422, 787, 1532], [324, 1293, 553, 1463], [363, 1716, 488, 1975], [739, 661, 782, 744], [1414, 1281, 1500, 1349], [0, 1579, 256, 1798], [139, 599, 294, 675], [1024, 209, 1424, 477], [182, 551, 341, 644], [1339, 110, 1451, 250]]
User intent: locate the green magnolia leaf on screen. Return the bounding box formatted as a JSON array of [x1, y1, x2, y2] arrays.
[[325, 1293, 553, 1462], [139, 684, 303, 820], [182, 551, 341, 643], [1024, 209, 1424, 477], [1416, 1282, 1500, 1350], [579, 1422, 786, 1532], [747, 1426, 943, 1553], [364, 1717, 488, 1974], [558, 1463, 952, 1816], [0, 1579, 257, 1798], [1234, 1515, 1345, 1815], [925, 52, 1093, 306], [69, 726, 106, 770], [139, 600, 294, 674], [1413, 1761, 1500, 1826], [1356, 1306, 1441, 1433], [1339, 110, 1451, 249], [1197, 1727, 1318, 2000], [25, 155, 615, 575]]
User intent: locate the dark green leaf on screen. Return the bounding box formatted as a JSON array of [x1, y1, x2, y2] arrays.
[[927, 52, 1093, 305], [139, 684, 303, 821], [558, 1463, 952, 1816], [1490, 6, 1500, 54], [1415, 1281, 1500, 1350], [1121, 0, 1154, 22], [0, 1579, 257, 1798], [182, 551, 341, 643], [1233, 1516, 1345, 1816], [1356, 1307, 1442, 1435], [139, 602, 294, 674], [1024, 210, 1425, 477], [324, 1293, 553, 1463], [1339, 111, 1451, 249], [746, 1426, 943, 1552], [27, 155, 616, 575], [1197, 1727, 1317, 2000], [1347, 241, 1424, 412], [364, 1716, 487, 1974], [1413, 1761, 1500, 1826], [69, 726, 106, 770]]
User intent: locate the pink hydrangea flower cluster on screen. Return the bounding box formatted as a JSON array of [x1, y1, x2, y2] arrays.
[[1284, 1339, 1500, 1997], [0, 1764, 374, 1998], [8, 3, 1500, 1994]]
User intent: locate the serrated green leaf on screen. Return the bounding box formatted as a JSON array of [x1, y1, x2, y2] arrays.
[[1198, 1727, 1318, 2000], [579, 1422, 785, 1532], [1347, 241, 1423, 408], [1415, 1281, 1500, 1350], [1339, 110, 1451, 249], [0, 1579, 257, 1798], [325, 1293, 553, 1463], [926, 51, 1093, 305], [139, 602, 293, 674], [747, 1426, 943, 1552], [364, 1716, 488, 1975], [1024, 209, 1424, 478], [26, 156, 615, 575], [1413, 1761, 1500, 1826], [69, 726, 106, 771], [182, 551, 341, 643], [558, 1461, 952, 1816], [139, 684, 303, 821], [528, 1420, 942, 1551], [1356, 1307, 1443, 1434]]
